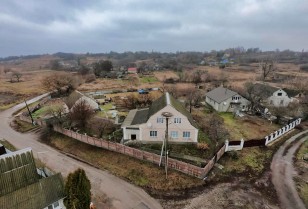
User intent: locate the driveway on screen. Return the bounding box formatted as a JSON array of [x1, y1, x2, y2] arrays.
[[271, 130, 308, 209], [0, 94, 162, 209]]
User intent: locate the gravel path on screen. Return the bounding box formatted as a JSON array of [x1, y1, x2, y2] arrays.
[[0, 94, 162, 209], [271, 130, 308, 209]]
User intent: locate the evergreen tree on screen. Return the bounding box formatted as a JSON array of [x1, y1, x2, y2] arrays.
[[64, 168, 91, 209]]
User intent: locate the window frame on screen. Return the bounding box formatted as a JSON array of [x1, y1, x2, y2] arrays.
[[171, 131, 179, 138], [150, 131, 157, 138], [156, 117, 164, 123], [174, 118, 181, 124], [183, 131, 190, 138]]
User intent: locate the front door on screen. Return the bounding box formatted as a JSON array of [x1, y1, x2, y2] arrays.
[[131, 134, 137, 140]]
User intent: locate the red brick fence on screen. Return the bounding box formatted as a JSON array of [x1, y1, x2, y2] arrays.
[[18, 114, 225, 179], [53, 126, 225, 179]]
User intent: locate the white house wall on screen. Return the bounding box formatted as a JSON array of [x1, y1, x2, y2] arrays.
[[123, 127, 140, 140], [139, 105, 198, 143], [206, 94, 250, 112], [268, 89, 291, 107]]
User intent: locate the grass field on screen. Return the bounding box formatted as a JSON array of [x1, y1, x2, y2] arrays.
[[0, 70, 53, 110], [139, 76, 158, 83], [50, 132, 204, 191], [218, 113, 280, 140], [11, 118, 36, 133]]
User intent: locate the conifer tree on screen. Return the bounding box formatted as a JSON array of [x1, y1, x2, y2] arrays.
[[64, 168, 91, 209]]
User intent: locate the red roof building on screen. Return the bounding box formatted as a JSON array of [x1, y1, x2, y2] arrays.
[[127, 67, 138, 74]]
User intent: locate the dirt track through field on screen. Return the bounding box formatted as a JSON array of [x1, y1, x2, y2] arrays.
[[271, 130, 308, 209]]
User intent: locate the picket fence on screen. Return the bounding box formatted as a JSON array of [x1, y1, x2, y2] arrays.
[[225, 118, 302, 151], [265, 118, 301, 145]]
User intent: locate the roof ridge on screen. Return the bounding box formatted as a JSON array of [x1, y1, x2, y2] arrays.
[[166, 92, 171, 105]]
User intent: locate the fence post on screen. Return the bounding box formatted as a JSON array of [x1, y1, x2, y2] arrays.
[[225, 140, 229, 152], [240, 139, 244, 149], [265, 136, 269, 145]]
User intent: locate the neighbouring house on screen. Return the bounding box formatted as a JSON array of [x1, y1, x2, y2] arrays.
[[65, 90, 100, 111], [253, 83, 296, 107], [121, 92, 198, 143], [0, 147, 66, 209], [205, 86, 250, 112], [127, 67, 138, 74]]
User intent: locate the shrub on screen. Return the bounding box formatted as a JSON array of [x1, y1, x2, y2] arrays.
[[300, 64, 308, 71]]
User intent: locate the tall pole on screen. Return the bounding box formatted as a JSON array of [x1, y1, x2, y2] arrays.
[[162, 111, 173, 180], [165, 117, 168, 179], [24, 100, 34, 125]]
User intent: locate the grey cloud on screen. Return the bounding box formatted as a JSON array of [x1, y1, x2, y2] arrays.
[[0, 0, 307, 57]]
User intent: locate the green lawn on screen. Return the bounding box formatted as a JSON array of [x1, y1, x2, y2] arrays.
[[100, 103, 113, 111], [139, 76, 158, 83], [32, 106, 50, 119]]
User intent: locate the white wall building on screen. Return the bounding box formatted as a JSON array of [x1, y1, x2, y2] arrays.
[[121, 93, 199, 143]]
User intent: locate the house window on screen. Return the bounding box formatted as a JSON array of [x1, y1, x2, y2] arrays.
[[150, 131, 157, 138], [131, 134, 136, 140], [171, 131, 179, 138], [174, 118, 181, 124], [278, 93, 282, 96], [53, 201, 59, 208], [157, 117, 164, 123], [230, 104, 234, 108], [183, 131, 190, 138]]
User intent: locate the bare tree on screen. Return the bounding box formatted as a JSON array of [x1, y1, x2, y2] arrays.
[[41, 72, 79, 96], [289, 75, 308, 92], [11, 71, 22, 82], [46, 104, 68, 124], [192, 70, 203, 87], [260, 59, 276, 81], [4, 68, 11, 74], [89, 118, 115, 138], [208, 114, 230, 146], [185, 88, 203, 113], [69, 100, 95, 129]]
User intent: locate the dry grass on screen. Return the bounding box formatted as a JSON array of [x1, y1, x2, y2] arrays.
[[219, 113, 280, 140], [11, 118, 36, 133], [50, 132, 204, 191], [154, 71, 179, 81]]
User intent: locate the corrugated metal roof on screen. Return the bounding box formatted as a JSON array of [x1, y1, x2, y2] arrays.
[[131, 109, 149, 125], [0, 173, 65, 209], [123, 93, 198, 128], [0, 148, 65, 209], [205, 86, 238, 103]]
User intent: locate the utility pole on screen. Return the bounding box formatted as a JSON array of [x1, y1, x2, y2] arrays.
[[161, 112, 173, 179], [24, 100, 34, 125]]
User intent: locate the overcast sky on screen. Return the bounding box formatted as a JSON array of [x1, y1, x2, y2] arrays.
[[0, 0, 307, 57]]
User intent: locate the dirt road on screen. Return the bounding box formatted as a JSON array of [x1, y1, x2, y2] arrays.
[[271, 130, 308, 209], [0, 94, 162, 209]]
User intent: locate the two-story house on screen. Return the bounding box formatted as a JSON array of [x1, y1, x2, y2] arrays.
[[121, 92, 198, 143], [205, 86, 250, 112]]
